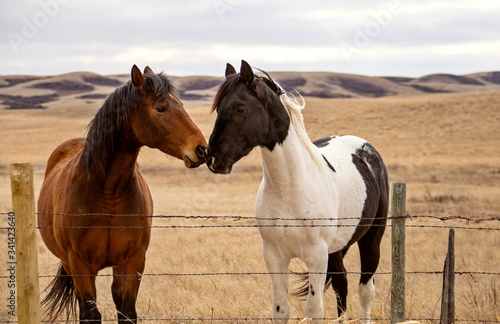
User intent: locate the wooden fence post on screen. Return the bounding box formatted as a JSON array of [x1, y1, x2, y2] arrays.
[[391, 183, 406, 324], [10, 162, 41, 324], [440, 227, 455, 324]]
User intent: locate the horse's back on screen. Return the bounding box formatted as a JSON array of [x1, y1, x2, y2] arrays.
[[314, 134, 388, 203], [39, 137, 85, 214], [44, 138, 85, 178], [314, 135, 388, 251], [314, 135, 386, 184]]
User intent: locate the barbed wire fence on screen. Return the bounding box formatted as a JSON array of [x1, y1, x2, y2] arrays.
[[1, 214, 500, 278], [2, 213, 499, 323], [3, 165, 500, 323]]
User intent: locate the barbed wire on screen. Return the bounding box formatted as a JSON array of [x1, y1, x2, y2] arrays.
[[2, 211, 500, 222], [1, 270, 498, 280], [1, 224, 499, 231], [34, 270, 500, 278], [26, 223, 500, 231], [22, 212, 500, 222], [1, 317, 499, 323], [1, 213, 498, 231]]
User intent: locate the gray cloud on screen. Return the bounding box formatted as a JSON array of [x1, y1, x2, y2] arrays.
[[1, 0, 499, 76]]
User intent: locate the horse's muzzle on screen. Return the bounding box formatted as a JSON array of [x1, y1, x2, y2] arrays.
[[207, 156, 232, 174], [184, 145, 209, 168], [195, 145, 209, 162]]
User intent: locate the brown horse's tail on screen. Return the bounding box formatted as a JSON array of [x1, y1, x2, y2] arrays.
[[41, 263, 77, 322]]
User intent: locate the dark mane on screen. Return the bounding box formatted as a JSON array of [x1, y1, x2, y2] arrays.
[[211, 69, 283, 113], [80, 72, 174, 180]]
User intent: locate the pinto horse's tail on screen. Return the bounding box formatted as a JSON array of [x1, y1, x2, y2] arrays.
[[293, 249, 347, 298], [293, 270, 312, 299], [41, 263, 77, 322]]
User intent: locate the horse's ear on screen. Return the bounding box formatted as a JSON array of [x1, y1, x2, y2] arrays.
[[144, 66, 154, 74], [131, 65, 145, 91], [225, 63, 236, 78], [240, 60, 254, 87]]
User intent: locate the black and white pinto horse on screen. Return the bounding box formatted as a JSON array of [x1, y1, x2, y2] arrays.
[[207, 60, 389, 324]]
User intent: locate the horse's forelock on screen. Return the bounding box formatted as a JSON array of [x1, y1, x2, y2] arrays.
[[211, 75, 241, 113]]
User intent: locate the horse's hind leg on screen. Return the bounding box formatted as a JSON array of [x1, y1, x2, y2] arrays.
[[327, 250, 348, 319], [112, 252, 146, 323], [67, 254, 101, 323], [357, 226, 385, 324], [78, 297, 100, 323]]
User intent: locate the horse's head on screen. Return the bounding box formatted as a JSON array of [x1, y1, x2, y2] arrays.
[[207, 60, 290, 174], [130, 65, 208, 168]]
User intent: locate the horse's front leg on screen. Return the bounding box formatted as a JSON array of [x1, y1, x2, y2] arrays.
[[303, 244, 328, 324], [113, 250, 146, 323], [263, 242, 291, 324]]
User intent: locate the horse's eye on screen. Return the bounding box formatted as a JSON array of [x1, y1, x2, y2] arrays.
[[235, 106, 246, 114], [155, 106, 167, 113]]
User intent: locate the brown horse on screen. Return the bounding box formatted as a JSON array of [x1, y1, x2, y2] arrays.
[[38, 65, 208, 323]]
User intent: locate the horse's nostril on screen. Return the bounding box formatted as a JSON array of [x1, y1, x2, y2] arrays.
[[207, 156, 214, 167], [207, 157, 218, 173], [195, 145, 208, 160]]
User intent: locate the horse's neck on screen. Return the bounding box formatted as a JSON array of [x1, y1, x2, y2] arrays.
[[83, 141, 141, 193], [102, 145, 141, 193], [260, 124, 321, 190]]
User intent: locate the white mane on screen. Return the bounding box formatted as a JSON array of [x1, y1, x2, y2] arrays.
[[278, 91, 323, 168]]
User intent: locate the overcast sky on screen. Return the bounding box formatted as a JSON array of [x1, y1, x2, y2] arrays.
[[1, 0, 499, 77]]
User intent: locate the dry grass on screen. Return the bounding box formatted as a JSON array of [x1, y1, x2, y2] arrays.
[[1, 89, 499, 323]]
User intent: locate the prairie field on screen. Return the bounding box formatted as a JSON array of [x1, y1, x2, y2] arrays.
[[0, 88, 499, 323]]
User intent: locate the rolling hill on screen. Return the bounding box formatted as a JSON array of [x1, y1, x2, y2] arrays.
[[0, 70, 499, 109]]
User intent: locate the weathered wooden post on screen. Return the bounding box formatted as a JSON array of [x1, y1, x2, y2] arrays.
[[391, 183, 406, 324], [10, 162, 41, 324], [440, 227, 455, 324]]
